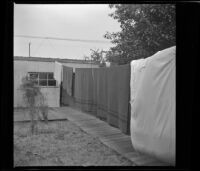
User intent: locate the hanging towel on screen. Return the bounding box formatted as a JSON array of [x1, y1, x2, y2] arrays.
[[96, 68, 108, 121], [130, 46, 176, 165], [82, 68, 93, 112], [82, 68, 97, 114], [63, 66, 73, 96], [117, 64, 130, 134], [61, 66, 73, 105], [74, 68, 83, 110], [74, 65, 130, 134], [92, 68, 98, 115], [107, 64, 130, 134], [74, 68, 96, 114], [54, 61, 63, 86], [107, 66, 119, 128]]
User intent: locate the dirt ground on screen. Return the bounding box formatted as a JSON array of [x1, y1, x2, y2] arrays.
[[14, 120, 136, 166]]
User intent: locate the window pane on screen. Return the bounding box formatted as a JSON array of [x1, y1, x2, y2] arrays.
[[48, 73, 54, 79], [29, 73, 38, 80], [48, 80, 56, 86], [39, 73, 47, 79], [31, 80, 39, 85], [39, 80, 47, 86]]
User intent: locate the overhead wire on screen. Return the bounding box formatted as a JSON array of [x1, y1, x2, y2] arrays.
[[14, 35, 111, 44], [14, 35, 111, 59]]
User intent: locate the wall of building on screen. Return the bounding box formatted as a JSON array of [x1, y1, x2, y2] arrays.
[[61, 62, 99, 72], [40, 87, 60, 107], [14, 59, 99, 107], [14, 60, 60, 107]]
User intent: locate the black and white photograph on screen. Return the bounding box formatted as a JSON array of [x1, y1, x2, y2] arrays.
[[13, 4, 176, 167]]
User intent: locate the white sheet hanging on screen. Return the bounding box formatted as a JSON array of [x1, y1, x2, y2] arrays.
[[130, 46, 176, 165], [54, 61, 63, 86]]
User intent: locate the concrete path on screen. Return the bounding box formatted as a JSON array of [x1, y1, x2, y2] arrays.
[[14, 108, 68, 122], [53, 107, 170, 166]]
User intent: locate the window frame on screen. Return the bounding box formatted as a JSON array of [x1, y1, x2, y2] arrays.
[[28, 72, 57, 87]]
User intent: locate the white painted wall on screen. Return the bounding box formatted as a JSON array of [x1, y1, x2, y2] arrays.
[[40, 87, 60, 107], [14, 59, 99, 107], [61, 62, 99, 72], [14, 60, 60, 107]]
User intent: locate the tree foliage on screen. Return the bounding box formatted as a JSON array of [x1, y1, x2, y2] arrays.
[[104, 4, 176, 64], [84, 49, 107, 67], [90, 49, 104, 62]]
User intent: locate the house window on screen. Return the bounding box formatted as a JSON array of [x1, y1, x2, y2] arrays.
[[28, 72, 56, 86]]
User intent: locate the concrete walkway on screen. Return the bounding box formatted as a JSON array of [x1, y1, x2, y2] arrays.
[[14, 107, 170, 166], [14, 108, 68, 122], [53, 107, 170, 166]]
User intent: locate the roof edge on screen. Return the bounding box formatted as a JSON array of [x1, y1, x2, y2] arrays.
[[14, 56, 100, 65]]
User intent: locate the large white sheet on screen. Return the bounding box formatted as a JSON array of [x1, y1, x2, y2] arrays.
[[130, 46, 176, 165]]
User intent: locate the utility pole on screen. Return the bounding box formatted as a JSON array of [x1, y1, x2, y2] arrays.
[[29, 42, 31, 57]]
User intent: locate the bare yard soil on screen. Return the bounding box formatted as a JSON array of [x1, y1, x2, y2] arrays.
[[14, 120, 135, 166]]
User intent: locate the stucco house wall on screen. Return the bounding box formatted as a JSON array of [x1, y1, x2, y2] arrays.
[[14, 57, 99, 108], [14, 60, 60, 107]]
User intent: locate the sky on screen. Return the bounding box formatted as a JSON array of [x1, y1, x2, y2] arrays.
[[14, 4, 121, 60]]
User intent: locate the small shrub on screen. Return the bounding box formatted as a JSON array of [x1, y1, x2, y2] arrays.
[[20, 76, 49, 134]]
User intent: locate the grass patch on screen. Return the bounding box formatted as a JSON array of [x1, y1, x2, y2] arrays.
[[14, 120, 135, 166]]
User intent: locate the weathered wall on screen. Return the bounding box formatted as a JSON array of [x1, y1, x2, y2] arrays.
[[14, 59, 99, 107], [14, 60, 59, 107], [40, 87, 60, 107]]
